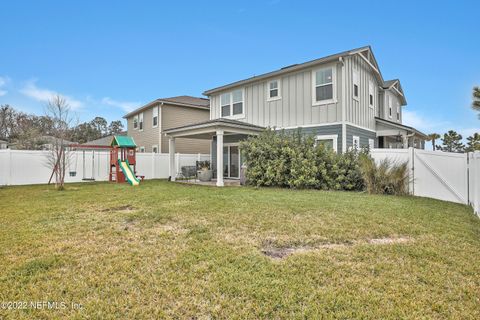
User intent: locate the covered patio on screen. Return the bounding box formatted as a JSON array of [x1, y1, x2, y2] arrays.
[[163, 119, 264, 187], [375, 117, 427, 149]]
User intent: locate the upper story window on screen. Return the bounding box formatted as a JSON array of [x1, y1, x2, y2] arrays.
[[267, 79, 281, 101], [388, 96, 392, 118], [139, 112, 144, 131], [396, 104, 400, 121], [133, 115, 138, 130], [152, 107, 158, 128], [220, 89, 244, 118], [353, 70, 359, 100], [368, 80, 374, 108], [312, 66, 336, 105]]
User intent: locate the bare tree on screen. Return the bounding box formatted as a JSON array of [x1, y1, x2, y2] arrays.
[[46, 95, 74, 190]]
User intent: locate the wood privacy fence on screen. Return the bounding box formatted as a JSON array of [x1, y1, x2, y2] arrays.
[[371, 148, 480, 216], [0, 149, 209, 186]]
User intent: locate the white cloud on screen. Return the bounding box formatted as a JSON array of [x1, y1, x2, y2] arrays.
[[0, 76, 9, 96], [101, 97, 140, 113], [19, 80, 83, 110], [402, 110, 450, 133]]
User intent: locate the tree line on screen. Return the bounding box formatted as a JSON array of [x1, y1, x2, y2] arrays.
[[0, 104, 124, 149], [426, 87, 480, 153]]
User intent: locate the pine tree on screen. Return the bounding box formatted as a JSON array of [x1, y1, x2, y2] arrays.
[[437, 130, 465, 153], [465, 133, 480, 152], [473, 87, 480, 118]]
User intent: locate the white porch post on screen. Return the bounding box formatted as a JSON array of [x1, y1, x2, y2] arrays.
[[403, 135, 409, 149], [169, 137, 176, 181], [216, 130, 224, 187]]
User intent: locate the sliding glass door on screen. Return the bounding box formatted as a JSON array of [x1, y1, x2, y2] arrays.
[[223, 144, 240, 179]]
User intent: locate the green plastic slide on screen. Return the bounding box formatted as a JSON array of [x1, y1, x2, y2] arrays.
[[118, 160, 140, 186]]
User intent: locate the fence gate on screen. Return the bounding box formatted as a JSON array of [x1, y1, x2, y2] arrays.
[[412, 150, 469, 204]]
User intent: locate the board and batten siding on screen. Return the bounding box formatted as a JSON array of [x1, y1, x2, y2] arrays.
[[344, 55, 378, 131], [209, 63, 343, 128], [285, 124, 343, 153]]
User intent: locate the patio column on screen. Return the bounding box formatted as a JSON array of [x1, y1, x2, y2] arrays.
[[169, 137, 176, 181], [216, 130, 224, 187]]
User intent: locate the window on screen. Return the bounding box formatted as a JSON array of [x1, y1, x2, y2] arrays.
[[220, 89, 244, 118], [368, 138, 375, 149], [353, 70, 359, 100], [267, 79, 281, 101], [152, 107, 158, 128], [396, 104, 400, 121], [133, 115, 138, 130], [369, 80, 374, 108], [152, 145, 158, 153], [352, 136, 360, 150], [315, 135, 338, 153], [388, 96, 392, 118], [313, 67, 335, 105], [139, 146, 145, 153], [139, 112, 144, 131]]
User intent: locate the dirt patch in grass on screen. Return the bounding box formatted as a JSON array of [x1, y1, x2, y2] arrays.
[[262, 236, 413, 259]]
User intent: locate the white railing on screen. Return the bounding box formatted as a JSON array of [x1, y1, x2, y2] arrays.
[[0, 149, 209, 186], [371, 148, 480, 216]]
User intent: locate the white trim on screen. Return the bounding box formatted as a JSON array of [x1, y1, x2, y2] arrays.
[[315, 134, 338, 153], [133, 114, 138, 130], [220, 88, 245, 120], [388, 95, 393, 119], [267, 79, 282, 102], [139, 112, 144, 131], [276, 122, 342, 130], [312, 64, 337, 106], [353, 69, 359, 101], [352, 136, 360, 150], [222, 143, 241, 179], [152, 106, 158, 128], [368, 79, 375, 109], [368, 138, 375, 149]]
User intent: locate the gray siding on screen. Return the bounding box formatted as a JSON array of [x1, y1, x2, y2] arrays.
[[211, 134, 248, 175], [209, 62, 343, 128], [285, 124, 343, 153], [346, 124, 376, 149]]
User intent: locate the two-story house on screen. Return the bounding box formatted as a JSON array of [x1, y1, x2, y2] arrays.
[[163, 46, 427, 186], [124, 96, 210, 154]]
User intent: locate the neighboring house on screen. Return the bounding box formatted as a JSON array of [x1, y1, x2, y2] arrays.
[[80, 132, 127, 149], [163, 46, 427, 186], [0, 140, 7, 149], [124, 96, 210, 154]]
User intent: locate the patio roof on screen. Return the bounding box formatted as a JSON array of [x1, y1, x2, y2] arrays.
[[375, 117, 427, 139], [163, 118, 265, 139]]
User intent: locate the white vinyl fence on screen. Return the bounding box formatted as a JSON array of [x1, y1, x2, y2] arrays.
[[371, 148, 480, 216], [0, 149, 209, 186]]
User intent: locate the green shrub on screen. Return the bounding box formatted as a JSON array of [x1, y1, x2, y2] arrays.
[[240, 129, 364, 191], [359, 154, 409, 195]]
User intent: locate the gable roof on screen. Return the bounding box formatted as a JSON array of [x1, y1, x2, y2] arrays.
[[382, 79, 407, 105], [203, 46, 384, 95], [123, 95, 209, 119], [111, 135, 137, 148]]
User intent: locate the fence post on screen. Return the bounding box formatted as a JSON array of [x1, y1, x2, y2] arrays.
[[197, 153, 201, 161], [175, 153, 180, 176], [408, 147, 415, 195]]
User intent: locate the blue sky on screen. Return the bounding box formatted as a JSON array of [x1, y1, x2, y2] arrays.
[[0, 0, 479, 142]]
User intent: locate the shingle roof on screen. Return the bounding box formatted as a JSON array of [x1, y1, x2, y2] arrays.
[[382, 79, 398, 88], [203, 45, 380, 95], [123, 95, 209, 119], [81, 132, 126, 147]]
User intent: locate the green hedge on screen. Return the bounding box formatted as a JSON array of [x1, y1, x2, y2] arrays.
[[239, 129, 365, 190]]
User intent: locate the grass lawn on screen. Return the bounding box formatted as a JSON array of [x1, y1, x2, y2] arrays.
[[0, 180, 479, 319]]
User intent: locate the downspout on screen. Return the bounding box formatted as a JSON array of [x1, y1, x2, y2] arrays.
[[339, 56, 347, 153], [159, 102, 164, 152]]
